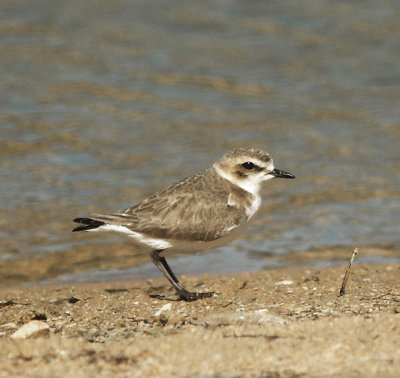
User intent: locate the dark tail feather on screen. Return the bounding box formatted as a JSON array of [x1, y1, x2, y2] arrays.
[[72, 218, 105, 232]]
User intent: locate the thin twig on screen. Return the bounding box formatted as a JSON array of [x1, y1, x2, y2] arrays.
[[338, 248, 359, 296]]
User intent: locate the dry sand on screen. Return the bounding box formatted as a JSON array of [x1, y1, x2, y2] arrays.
[[0, 263, 399, 377]]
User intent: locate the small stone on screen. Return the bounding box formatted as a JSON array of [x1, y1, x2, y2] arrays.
[[68, 297, 80, 304], [154, 303, 172, 317], [11, 321, 50, 339], [0, 322, 17, 331]]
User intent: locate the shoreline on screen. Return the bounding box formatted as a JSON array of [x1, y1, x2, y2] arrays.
[[1, 262, 399, 377], [1, 244, 399, 288]]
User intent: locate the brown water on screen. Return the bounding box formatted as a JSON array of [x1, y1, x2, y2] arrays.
[[1, 0, 400, 286]]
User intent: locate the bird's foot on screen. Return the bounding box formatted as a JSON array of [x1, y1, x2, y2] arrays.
[[177, 289, 215, 302]]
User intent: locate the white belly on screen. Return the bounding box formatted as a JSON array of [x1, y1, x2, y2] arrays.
[[94, 220, 251, 254], [156, 221, 251, 254]]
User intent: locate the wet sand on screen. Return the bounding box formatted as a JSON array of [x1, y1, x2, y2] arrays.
[[1, 262, 399, 377], [1, 244, 399, 287]]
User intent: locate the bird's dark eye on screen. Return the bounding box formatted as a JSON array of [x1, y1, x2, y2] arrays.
[[241, 161, 255, 170]]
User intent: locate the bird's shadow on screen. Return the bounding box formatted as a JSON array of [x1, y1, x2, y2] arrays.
[[149, 293, 181, 301]]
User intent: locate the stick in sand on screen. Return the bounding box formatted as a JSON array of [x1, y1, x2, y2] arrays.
[[338, 248, 359, 296]]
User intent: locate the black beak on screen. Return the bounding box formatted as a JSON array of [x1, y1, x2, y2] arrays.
[[270, 168, 295, 179]]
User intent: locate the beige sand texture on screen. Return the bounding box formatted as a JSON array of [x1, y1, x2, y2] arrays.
[[1, 262, 399, 377]]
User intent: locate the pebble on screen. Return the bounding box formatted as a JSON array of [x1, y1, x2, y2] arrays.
[[11, 320, 50, 339], [0, 322, 16, 331], [153, 303, 172, 317]]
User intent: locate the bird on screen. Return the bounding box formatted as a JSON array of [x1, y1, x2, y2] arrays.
[[73, 148, 295, 301]]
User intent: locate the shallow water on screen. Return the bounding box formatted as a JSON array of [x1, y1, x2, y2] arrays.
[[1, 0, 399, 285]]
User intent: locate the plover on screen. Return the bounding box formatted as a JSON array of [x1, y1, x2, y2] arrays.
[[73, 148, 295, 301]]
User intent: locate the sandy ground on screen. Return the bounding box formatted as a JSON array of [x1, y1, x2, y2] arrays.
[[0, 263, 399, 377]]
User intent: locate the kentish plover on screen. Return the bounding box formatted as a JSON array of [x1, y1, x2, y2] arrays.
[[73, 148, 295, 301]]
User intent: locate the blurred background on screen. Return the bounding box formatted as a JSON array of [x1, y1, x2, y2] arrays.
[[1, 0, 399, 286]]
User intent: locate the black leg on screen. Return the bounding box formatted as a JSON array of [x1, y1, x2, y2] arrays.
[[159, 255, 179, 284], [150, 249, 214, 301]]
